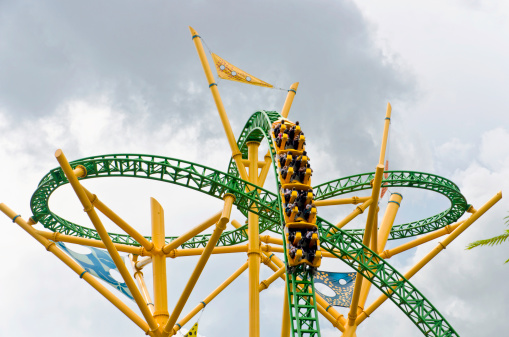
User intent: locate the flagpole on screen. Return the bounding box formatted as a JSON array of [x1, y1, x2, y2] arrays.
[[189, 26, 249, 183]]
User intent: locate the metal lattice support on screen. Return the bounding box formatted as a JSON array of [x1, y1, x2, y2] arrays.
[[27, 110, 472, 337]]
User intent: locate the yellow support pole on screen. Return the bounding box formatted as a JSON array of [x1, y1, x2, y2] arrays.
[[247, 141, 261, 337], [380, 221, 464, 259], [258, 81, 300, 183], [281, 284, 291, 337], [363, 164, 385, 247], [343, 164, 384, 335], [257, 151, 273, 187], [161, 194, 235, 337], [379, 103, 392, 166], [377, 193, 402, 253], [170, 262, 249, 336], [315, 196, 370, 207], [259, 266, 286, 292], [55, 149, 161, 336], [166, 245, 248, 258], [260, 235, 284, 245], [356, 191, 502, 325], [328, 199, 373, 236], [151, 198, 169, 326], [281, 82, 299, 118], [129, 254, 155, 315], [81, 186, 155, 252], [160, 211, 222, 255], [356, 194, 403, 318], [0, 205, 154, 337], [263, 253, 346, 332], [230, 220, 347, 330], [35, 230, 147, 256], [189, 26, 249, 183]]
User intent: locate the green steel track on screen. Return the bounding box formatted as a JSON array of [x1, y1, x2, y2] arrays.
[[30, 110, 466, 337]]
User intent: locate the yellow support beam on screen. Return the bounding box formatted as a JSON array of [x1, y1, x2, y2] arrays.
[[328, 199, 373, 236], [55, 149, 161, 336], [129, 254, 155, 315], [356, 191, 502, 326], [343, 164, 385, 336], [151, 198, 169, 326], [81, 186, 155, 252], [263, 252, 346, 332], [189, 26, 249, 182], [161, 194, 235, 337], [230, 220, 347, 330], [35, 230, 147, 256], [281, 82, 299, 118], [259, 266, 286, 292], [166, 244, 248, 258], [0, 205, 155, 337], [379, 102, 392, 166], [257, 151, 273, 187], [377, 193, 402, 253], [158, 210, 221, 255], [170, 261, 249, 336], [281, 284, 291, 337], [363, 164, 385, 247], [379, 221, 464, 259], [314, 196, 370, 207], [247, 141, 261, 337], [259, 82, 300, 186]]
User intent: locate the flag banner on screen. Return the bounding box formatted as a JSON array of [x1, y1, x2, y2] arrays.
[[56, 242, 134, 301], [314, 271, 356, 307], [184, 322, 199, 336], [211, 53, 273, 88]]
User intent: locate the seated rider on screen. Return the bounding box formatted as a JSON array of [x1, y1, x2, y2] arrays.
[[281, 165, 288, 180]]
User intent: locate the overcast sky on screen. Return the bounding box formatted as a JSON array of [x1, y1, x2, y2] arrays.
[[0, 1, 508, 336]]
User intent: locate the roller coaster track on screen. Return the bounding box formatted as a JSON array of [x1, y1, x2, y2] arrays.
[[30, 110, 465, 337]]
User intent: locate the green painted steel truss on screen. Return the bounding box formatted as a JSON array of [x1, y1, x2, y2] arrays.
[[29, 110, 466, 337]]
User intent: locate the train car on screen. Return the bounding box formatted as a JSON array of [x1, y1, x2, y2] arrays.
[[272, 119, 322, 271]]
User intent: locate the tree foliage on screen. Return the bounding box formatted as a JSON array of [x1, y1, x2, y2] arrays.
[[466, 214, 509, 264]]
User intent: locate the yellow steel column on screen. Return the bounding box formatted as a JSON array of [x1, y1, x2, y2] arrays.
[[231, 219, 347, 329], [363, 165, 385, 247], [151, 198, 169, 327], [130, 254, 155, 315], [55, 149, 161, 335], [377, 193, 402, 253], [380, 221, 464, 259], [257, 151, 273, 188], [35, 230, 146, 255], [0, 205, 155, 336], [343, 164, 384, 336], [379, 103, 392, 166], [258, 81, 299, 185], [356, 193, 402, 317], [259, 266, 286, 292], [328, 199, 372, 236], [82, 187, 155, 252], [170, 262, 249, 336], [281, 284, 291, 337], [162, 194, 235, 337], [356, 191, 502, 325], [189, 26, 249, 182], [315, 196, 370, 207], [281, 82, 299, 118], [247, 141, 261, 337]]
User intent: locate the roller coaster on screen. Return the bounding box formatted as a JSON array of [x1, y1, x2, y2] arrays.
[[0, 27, 502, 337]]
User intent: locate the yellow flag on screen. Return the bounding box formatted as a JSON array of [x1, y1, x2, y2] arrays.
[[211, 53, 273, 88], [184, 322, 198, 336]]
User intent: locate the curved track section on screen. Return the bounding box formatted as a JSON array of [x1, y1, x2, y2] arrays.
[[313, 171, 468, 241], [30, 110, 464, 337]]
